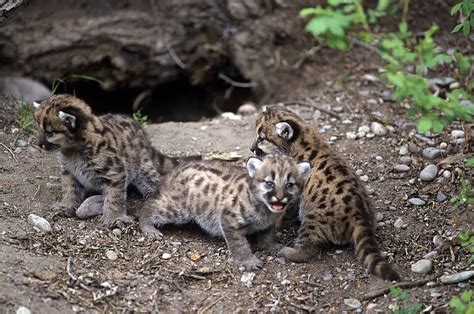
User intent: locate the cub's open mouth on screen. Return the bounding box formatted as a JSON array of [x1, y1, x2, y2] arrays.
[[270, 202, 286, 211]]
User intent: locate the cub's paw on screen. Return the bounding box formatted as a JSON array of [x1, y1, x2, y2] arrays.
[[278, 246, 310, 263], [52, 202, 76, 218], [235, 255, 263, 271], [140, 225, 163, 239], [100, 214, 134, 229]]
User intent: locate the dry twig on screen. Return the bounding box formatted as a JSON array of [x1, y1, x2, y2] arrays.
[[197, 296, 225, 314], [218, 73, 256, 88], [0, 142, 18, 163], [67, 257, 77, 281], [362, 276, 437, 300], [166, 43, 187, 70]]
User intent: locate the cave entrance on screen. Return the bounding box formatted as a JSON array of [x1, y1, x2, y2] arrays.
[[53, 74, 255, 123]]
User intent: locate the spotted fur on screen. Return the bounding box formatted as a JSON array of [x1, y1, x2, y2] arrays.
[[34, 94, 198, 228], [139, 154, 310, 270], [250, 106, 400, 281]]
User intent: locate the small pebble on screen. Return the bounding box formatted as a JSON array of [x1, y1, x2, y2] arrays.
[[16, 306, 31, 314], [375, 212, 384, 222], [442, 170, 451, 179], [436, 192, 447, 202], [394, 218, 404, 229], [439, 142, 447, 149], [411, 259, 432, 274], [112, 228, 122, 237], [370, 122, 388, 136], [358, 125, 370, 134], [76, 195, 103, 219], [14, 147, 22, 154], [27, 214, 52, 233], [161, 253, 172, 260], [355, 169, 364, 176], [388, 205, 397, 211], [433, 235, 444, 247], [237, 103, 257, 116], [408, 198, 426, 206], [241, 272, 256, 287], [329, 136, 338, 141], [399, 145, 409, 156], [375, 155, 383, 161], [17, 139, 28, 147], [343, 298, 361, 309], [423, 251, 438, 260], [399, 156, 412, 165], [449, 82, 460, 89], [359, 175, 369, 182], [451, 130, 465, 139], [408, 142, 420, 154], [394, 164, 410, 172], [322, 273, 333, 281], [440, 271, 474, 284], [345, 132, 357, 140], [341, 119, 352, 125], [422, 147, 442, 159], [106, 250, 118, 261], [365, 132, 375, 139], [420, 164, 438, 182], [281, 279, 291, 285]]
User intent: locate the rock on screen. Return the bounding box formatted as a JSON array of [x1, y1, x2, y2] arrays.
[[393, 218, 405, 229], [312, 110, 321, 121], [281, 279, 291, 285], [0, 77, 51, 103], [411, 259, 432, 274], [399, 145, 409, 156], [375, 212, 384, 222], [341, 119, 352, 125], [362, 74, 379, 82], [399, 156, 412, 165], [449, 82, 460, 89], [394, 164, 410, 172], [388, 205, 397, 211], [436, 192, 447, 202], [439, 142, 447, 149], [370, 122, 388, 136], [76, 195, 103, 219], [16, 306, 31, 314], [423, 251, 438, 259], [106, 250, 118, 261], [221, 112, 241, 121], [359, 175, 369, 182], [241, 272, 256, 287], [343, 298, 361, 309], [355, 169, 364, 176], [237, 103, 257, 116], [358, 125, 370, 134], [375, 155, 383, 161], [112, 228, 122, 237], [14, 147, 22, 154], [451, 130, 465, 139], [329, 136, 337, 141], [440, 271, 474, 284], [345, 132, 357, 140], [420, 164, 438, 182], [408, 142, 420, 154], [429, 77, 455, 87], [27, 214, 52, 233], [433, 235, 444, 247], [17, 139, 28, 147], [322, 273, 333, 281], [442, 170, 451, 179], [161, 253, 172, 260], [365, 132, 375, 139], [422, 147, 442, 159], [408, 198, 426, 206]]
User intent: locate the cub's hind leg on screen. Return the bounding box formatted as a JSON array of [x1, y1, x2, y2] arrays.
[[134, 159, 161, 199], [278, 221, 326, 262]]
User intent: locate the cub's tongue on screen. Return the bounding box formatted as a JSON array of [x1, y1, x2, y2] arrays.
[[271, 202, 285, 211]]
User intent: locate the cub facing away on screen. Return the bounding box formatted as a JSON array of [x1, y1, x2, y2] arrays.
[[250, 106, 400, 281], [33, 94, 192, 228], [139, 155, 310, 270]]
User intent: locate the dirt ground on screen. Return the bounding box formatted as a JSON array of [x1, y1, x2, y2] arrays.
[[1, 2, 473, 312]]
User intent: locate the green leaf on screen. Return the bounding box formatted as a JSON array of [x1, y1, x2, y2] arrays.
[[449, 298, 466, 313], [460, 290, 473, 304], [453, 23, 464, 33], [431, 119, 444, 133], [464, 20, 471, 35], [451, 2, 463, 15], [417, 116, 432, 133], [300, 7, 319, 17], [304, 18, 328, 36], [466, 157, 474, 168], [399, 21, 408, 33]]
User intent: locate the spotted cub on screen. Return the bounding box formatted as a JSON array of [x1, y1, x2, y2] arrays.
[[33, 94, 194, 228], [139, 155, 310, 270], [250, 106, 400, 281]]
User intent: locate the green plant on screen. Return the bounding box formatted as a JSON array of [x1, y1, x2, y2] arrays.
[[16, 100, 34, 133], [388, 287, 423, 314], [133, 109, 149, 126], [458, 229, 474, 263], [451, 0, 474, 35], [451, 170, 474, 208], [449, 290, 474, 314]]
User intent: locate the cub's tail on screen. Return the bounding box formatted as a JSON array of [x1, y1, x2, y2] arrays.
[[352, 220, 400, 281], [152, 149, 201, 174]]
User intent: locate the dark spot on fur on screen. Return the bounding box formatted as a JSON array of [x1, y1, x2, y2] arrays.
[[325, 211, 334, 217], [195, 177, 204, 187], [326, 175, 335, 183], [308, 225, 316, 230], [330, 198, 336, 207], [342, 195, 352, 204], [317, 160, 328, 171], [307, 214, 316, 219]]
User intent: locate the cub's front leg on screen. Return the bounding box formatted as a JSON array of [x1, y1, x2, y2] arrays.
[[99, 169, 133, 228], [54, 172, 85, 217], [254, 226, 282, 254], [221, 218, 262, 270]]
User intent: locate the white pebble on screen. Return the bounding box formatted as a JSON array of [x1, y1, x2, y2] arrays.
[[375, 155, 383, 161], [394, 164, 410, 172], [345, 132, 357, 140], [370, 122, 388, 136], [161, 253, 172, 260], [16, 306, 31, 314], [399, 145, 409, 156], [439, 142, 447, 149], [237, 103, 257, 116], [443, 170, 451, 179], [394, 218, 404, 229], [358, 125, 370, 134], [106, 250, 118, 260], [411, 259, 432, 274], [343, 298, 361, 309], [420, 164, 438, 182], [27, 214, 52, 233], [451, 130, 465, 139], [359, 175, 369, 182], [365, 132, 375, 139], [241, 272, 256, 287], [375, 212, 384, 222], [329, 136, 338, 141], [355, 169, 364, 176]]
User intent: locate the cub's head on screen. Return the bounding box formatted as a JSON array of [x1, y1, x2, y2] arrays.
[[246, 154, 310, 213], [33, 94, 93, 152], [250, 106, 304, 157]]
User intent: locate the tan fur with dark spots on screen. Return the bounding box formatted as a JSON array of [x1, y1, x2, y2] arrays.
[[34, 94, 197, 228], [250, 106, 400, 281], [139, 154, 310, 270]]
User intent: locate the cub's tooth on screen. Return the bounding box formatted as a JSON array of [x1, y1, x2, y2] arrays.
[[270, 196, 278, 202], [281, 197, 288, 204]]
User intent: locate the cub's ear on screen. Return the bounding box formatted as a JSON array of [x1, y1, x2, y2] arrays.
[[32, 101, 41, 109], [297, 162, 311, 181], [275, 122, 294, 140], [246, 157, 263, 178], [58, 111, 76, 129]]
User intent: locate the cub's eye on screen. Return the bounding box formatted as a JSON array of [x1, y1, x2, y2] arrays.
[[285, 182, 294, 189], [265, 181, 275, 188]]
